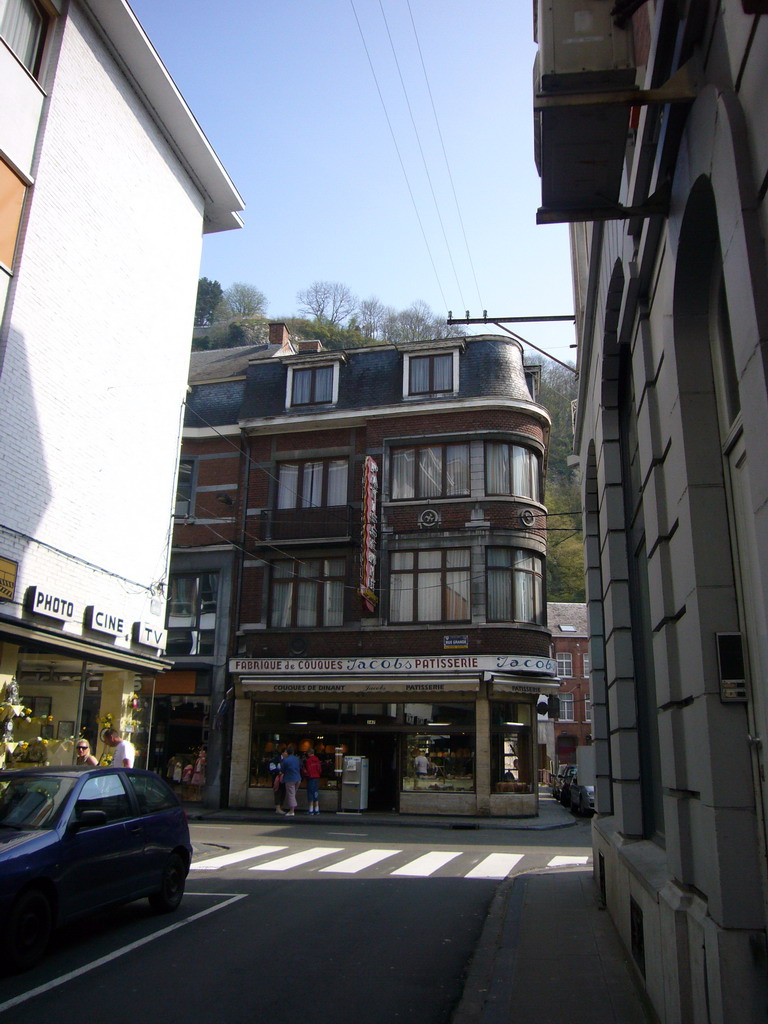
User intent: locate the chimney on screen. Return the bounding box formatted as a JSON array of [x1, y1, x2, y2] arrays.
[[268, 322, 294, 352], [296, 339, 325, 353]]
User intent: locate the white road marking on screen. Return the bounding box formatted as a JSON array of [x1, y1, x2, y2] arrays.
[[548, 855, 589, 867], [390, 851, 463, 876], [250, 847, 344, 871], [464, 853, 525, 879], [320, 849, 402, 873], [191, 845, 287, 870], [0, 894, 246, 1015]]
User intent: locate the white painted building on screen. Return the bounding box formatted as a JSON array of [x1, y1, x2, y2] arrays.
[[534, 2, 768, 1021], [0, 0, 242, 767]]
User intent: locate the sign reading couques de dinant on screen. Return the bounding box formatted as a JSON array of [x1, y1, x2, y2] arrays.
[[230, 654, 557, 676]]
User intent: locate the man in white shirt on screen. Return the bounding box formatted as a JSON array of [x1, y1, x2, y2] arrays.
[[106, 728, 135, 768]]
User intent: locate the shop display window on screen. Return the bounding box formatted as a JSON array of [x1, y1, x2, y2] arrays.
[[248, 701, 476, 796], [402, 734, 475, 793], [490, 701, 533, 793], [250, 732, 341, 789], [401, 702, 475, 794]]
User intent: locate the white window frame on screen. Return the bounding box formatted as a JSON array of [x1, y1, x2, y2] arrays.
[[402, 347, 460, 399], [285, 359, 341, 409], [556, 652, 573, 678], [558, 692, 574, 722]]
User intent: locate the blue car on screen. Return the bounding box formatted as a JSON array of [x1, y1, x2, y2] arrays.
[[0, 765, 192, 973]]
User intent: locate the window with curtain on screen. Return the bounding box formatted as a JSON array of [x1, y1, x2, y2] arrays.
[[390, 548, 471, 623], [486, 547, 544, 624], [277, 459, 348, 508], [391, 443, 469, 500], [485, 442, 541, 500], [270, 558, 345, 628], [166, 572, 219, 655], [0, 0, 46, 75], [409, 353, 454, 395], [291, 365, 334, 405]]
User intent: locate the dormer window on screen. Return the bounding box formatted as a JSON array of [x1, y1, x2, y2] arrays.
[[284, 352, 345, 409], [291, 365, 333, 405], [410, 353, 453, 395], [401, 344, 461, 399]]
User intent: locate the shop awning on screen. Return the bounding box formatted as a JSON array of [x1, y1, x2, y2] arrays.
[[0, 618, 173, 674], [239, 675, 481, 698], [489, 675, 561, 697]]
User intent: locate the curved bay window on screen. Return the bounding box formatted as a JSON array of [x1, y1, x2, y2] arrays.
[[391, 444, 469, 500], [486, 548, 544, 625], [490, 701, 533, 794], [390, 549, 470, 623], [485, 441, 541, 500]]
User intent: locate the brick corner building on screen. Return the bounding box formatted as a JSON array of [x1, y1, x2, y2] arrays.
[[166, 329, 558, 816]]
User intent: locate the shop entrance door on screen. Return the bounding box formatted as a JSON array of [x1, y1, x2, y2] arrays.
[[357, 734, 398, 812]]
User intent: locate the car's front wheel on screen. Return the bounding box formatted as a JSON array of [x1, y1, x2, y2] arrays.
[[3, 888, 53, 973], [149, 852, 187, 913]]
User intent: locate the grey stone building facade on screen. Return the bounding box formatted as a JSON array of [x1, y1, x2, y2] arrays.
[[534, 2, 768, 1021]]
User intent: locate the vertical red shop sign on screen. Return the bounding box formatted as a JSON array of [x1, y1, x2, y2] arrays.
[[359, 455, 379, 612]]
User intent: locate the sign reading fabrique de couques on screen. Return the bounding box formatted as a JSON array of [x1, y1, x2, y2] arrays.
[[230, 654, 557, 676]]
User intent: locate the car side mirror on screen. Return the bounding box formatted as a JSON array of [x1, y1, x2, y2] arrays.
[[71, 809, 108, 831]]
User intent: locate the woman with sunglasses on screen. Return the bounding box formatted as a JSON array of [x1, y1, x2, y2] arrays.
[[75, 740, 98, 766]]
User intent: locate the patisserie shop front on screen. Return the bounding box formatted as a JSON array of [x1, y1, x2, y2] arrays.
[[227, 654, 559, 816]]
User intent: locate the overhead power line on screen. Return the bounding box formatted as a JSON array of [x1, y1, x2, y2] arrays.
[[349, 0, 450, 312]]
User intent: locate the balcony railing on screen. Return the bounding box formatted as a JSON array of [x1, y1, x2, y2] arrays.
[[261, 506, 353, 541]]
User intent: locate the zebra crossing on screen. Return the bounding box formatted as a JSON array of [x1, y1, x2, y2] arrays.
[[191, 843, 589, 879]]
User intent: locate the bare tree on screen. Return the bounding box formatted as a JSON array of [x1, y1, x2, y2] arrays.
[[384, 300, 458, 343], [357, 296, 392, 339], [221, 281, 267, 318], [296, 281, 358, 326]]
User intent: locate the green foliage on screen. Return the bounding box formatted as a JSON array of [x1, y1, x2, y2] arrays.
[[220, 282, 267, 319], [194, 277, 223, 327], [192, 317, 267, 351], [535, 357, 586, 602], [282, 318, 375, 350]]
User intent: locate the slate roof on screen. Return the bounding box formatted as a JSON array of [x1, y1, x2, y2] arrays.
[[547, 602, 588, 635], [184, 334, 544, 429], [187, 344, 271, 383]]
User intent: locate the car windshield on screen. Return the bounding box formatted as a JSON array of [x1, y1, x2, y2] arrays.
[[0, 775, 77, 829]]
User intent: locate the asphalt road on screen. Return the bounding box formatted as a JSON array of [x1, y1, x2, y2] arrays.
[[0, 818, 592, 1024]]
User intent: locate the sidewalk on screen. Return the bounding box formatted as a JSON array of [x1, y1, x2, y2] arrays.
[[182, 785, 579, 831], [451, 868, 655, 1024]]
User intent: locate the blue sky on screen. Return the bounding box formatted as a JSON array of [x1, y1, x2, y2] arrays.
[[130, 0, 576, 364]]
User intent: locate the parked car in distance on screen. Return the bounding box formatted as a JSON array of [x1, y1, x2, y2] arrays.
[[552, 763, 576, 802], [0, 765, 192, 973], [568, 772, 595, 816]]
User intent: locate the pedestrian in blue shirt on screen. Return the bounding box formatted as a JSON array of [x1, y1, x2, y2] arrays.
[[279, 745, 302, 816]]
